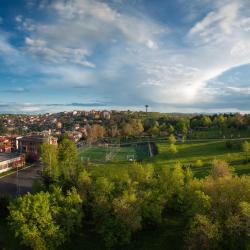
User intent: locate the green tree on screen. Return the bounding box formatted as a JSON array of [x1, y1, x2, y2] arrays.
[[8, 188, 83, 250], [77, 169, 92, 201], [169, 144, 178, 154], [149, 125, 160, 136], [185, 163, 250, 249], [131, 119, 144, 135], [217, 114, 225, 128], [58, 138, 78, 181], [187, 214, 221, 250], [143, 118, 159, 132], [122, 123, 134, 137], [177, 121, 188, 138], [195, 159, 203, 168], [91, 177, 114, 217], [51, 187, 83, 239], [210, 159, 232, 179], [169, 134, 176, 144], [201, 116, 212, 127], [167, 124, 175, 134], [41, 143, 59, 181], [112, 189, 142, 241]]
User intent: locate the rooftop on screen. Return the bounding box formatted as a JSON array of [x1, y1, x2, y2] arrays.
[[18, 135, 56, 143]]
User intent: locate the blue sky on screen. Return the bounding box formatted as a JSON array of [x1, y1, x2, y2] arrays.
[[0, 0, 250, 113]]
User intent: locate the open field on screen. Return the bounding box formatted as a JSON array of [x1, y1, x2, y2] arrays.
[[189, 127, 250, 139], [82, 139, 250, 179], [148, 140, 250, 177], [78, 144, 150, 163]]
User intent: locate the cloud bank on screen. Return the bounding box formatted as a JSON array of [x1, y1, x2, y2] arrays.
[[0, 0, 250, 113]]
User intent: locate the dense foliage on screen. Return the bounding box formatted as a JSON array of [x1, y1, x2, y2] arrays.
[[5, 138, 250, 249], [8, 187, 83, 250]]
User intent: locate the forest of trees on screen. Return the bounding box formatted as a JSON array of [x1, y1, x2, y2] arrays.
[[2, 138, 250, 249], [98, 112, 250, 139]]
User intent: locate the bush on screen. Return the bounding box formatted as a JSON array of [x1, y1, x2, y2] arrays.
[[169, 134, 176, 144], [169, 144, 178, 154], [195, 160, 203, 168]]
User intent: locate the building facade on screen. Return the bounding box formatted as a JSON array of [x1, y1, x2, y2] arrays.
[[18, 135, 57, 161], [0, 153, 25, 173]]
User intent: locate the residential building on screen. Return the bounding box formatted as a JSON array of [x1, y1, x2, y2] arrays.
[[18, 135, 57, 161], [0, 137, 11, 153], [0, 153, 25, 173]]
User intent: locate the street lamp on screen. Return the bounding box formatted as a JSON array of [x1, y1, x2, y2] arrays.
[[16, 164, 20, 195]]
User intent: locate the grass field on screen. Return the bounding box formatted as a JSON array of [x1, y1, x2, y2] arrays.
[[147, 140, 250, 177], [78, 144, 150, 163], [81, 140, 250, 178], [189, 127, 250, 139]]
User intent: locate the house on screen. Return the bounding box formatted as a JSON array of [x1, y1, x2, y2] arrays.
[[0, 153, 25, 173], [101, 111, 111, 120], [0, 137, 11, 153], [17, 135, 57, 161]]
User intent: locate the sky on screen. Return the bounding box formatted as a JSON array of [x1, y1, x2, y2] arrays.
[[0, 0, 250, 114]]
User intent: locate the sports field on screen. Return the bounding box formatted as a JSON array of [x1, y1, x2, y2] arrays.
[[79, 139, 250, 179], [78, 144, 150, 162]]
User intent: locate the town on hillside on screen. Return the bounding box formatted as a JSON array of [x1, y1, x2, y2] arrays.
[[0, 110, 249, 174]]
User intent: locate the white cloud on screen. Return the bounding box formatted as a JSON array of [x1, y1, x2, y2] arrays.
[[0, 31, 19, 58], [19, 0, 165, 60], [188, 2, 240, 44], [50, 0, 165, 48], [1, 0, 250, 113], [15, 15, 22, 22], [25, 37, 46, 47], [40, 65, 95, 87]]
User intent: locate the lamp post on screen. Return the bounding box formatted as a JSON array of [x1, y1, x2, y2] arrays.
[[16, 164, 20, 195]]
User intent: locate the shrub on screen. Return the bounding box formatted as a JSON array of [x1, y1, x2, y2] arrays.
[[169, 144, 178, 154], [195, 160, 203, 168]]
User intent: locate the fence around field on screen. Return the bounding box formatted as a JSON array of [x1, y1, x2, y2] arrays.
[[78, 142, 158, 163], [102, 136, 250, 146], [78, 136, 250, 163]]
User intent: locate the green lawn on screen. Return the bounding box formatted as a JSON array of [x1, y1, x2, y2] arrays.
[[190, 127, 250, 139], [147, 140, 250, 177], [78, 144, 150, 163], [79, 140, 250, 179]]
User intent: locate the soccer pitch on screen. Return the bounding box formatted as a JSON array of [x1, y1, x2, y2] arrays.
[[78, 144, 150, 162]]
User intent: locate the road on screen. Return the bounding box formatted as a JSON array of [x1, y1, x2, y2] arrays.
[[0, 164, 43, 196]]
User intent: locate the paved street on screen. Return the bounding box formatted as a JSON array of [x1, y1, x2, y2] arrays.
[[0, 164, 43, 196]]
